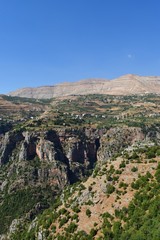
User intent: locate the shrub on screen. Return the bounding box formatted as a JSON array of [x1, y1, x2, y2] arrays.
[[130, 152, 139, 160], [155, 169, 160, 183], [88, 186, 92, 191], [90, 228, 98, 237], [106, 184, 115, 194], [156, 149, 160, 156], [146, 150, 156, 159], [72, 205, 80, 213], [131, 166, 138, 172], [65, 222, 78, 233], [51, 225, 56, 233], [86, 209, 91, 217], [119, 161, 126, 168], [59, 217, 69, 227]]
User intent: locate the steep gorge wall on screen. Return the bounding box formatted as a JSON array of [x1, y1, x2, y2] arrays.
[[0, 128, 101, 195], [0, 126, 159, 195]]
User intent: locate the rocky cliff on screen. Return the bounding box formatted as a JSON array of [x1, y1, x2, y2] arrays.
[[0, 128, 103, 200], [1, 125, 159, 194]]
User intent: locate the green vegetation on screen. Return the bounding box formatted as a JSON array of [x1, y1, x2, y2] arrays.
[[131, 166, 138, 172], [114, 167, 160, 240], [48, 94, 160, 128], [106, 184, 115, 194], [3, 93, 160, 132], [2, 95, 52, 105], [2, 93, 160, 131], [0, 187, 51, 234], [86, 208, 91, 217], [99, 165, 160, 240]]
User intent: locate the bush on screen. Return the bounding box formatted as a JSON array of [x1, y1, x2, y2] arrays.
[[59, 217, 69, 227], [130, 152, 139, 160], [106, 184, 115, 194], [90, 228, 98, 237], [155, 169, 160, 183], [146, 151, 156, 159], [119, 161, 126, 168], [88, 186, 92, 191], [86, 209, 91, 217], [156, 149, 160, 156], [65, 222, 78, 233], [119, 182, 128, 189], [131, 166, 138, 172], [72, 205, 80, 213]]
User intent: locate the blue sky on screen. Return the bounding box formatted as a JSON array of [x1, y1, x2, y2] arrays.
[[1, 0, 160, 93]]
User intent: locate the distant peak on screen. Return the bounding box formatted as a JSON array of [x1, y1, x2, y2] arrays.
[[7, 74, 160, 98], [119, 74, 140, 79]]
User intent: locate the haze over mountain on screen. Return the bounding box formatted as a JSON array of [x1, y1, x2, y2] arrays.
[[8, 74, 160, 99]]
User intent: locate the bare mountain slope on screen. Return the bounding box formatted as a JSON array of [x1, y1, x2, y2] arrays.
[[8, 74, 160, 99]]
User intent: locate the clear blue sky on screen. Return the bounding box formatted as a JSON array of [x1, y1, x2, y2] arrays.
[[1, 0, 160, 93]]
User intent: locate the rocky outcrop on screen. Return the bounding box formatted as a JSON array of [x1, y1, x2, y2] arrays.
[[97, 127, 145, 163], [0, 131, 24, 165]]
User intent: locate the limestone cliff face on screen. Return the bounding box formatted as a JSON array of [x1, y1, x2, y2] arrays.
[[0, 126, 159, 195], [97, 127, 145, 163], [0, 128, 101, 194], [0, 131, 24, 165]]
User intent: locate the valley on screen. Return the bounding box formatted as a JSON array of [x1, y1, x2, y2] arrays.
[[0, 92, 160, 239]]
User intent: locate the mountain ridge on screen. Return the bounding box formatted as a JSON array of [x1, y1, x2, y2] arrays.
[[8, 74, 160, 99]]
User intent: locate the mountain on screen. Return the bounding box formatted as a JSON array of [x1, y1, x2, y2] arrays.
[[8, 74, 160, 99]]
